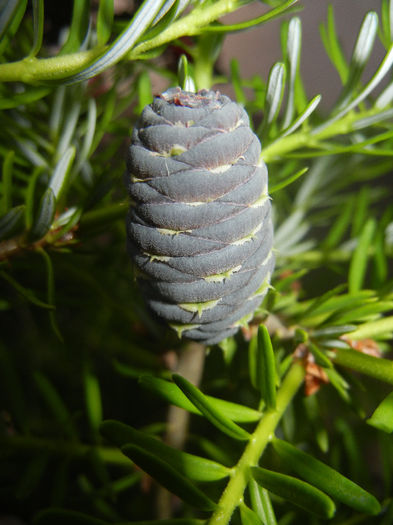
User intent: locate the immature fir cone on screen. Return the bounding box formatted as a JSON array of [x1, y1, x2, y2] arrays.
[[126, 87, 274, 345]]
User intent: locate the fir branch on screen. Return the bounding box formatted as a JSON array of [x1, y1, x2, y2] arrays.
[[208, 361, 305, 525], [0, 0, 273, 84], [262, 103, 393, 163]]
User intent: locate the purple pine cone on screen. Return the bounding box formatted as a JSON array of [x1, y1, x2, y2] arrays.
[[126, 87, 274, 345]]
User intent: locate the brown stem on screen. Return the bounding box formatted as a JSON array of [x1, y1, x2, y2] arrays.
[[156, 342, 206, 519], [0, 237, 26, 261]]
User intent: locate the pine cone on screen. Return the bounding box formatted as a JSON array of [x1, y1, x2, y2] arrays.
[[126, 88, 274, 345]]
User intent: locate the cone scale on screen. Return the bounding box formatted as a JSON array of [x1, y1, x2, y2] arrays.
[[126, 88, 274, 345]]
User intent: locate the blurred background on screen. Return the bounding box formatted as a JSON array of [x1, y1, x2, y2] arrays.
[[219, 1, 385, 109]]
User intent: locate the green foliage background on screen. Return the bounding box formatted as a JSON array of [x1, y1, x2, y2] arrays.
[[1, 1, 393, 524]]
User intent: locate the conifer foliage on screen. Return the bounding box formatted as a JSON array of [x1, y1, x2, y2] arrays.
[[1, 1, 393, 524]]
